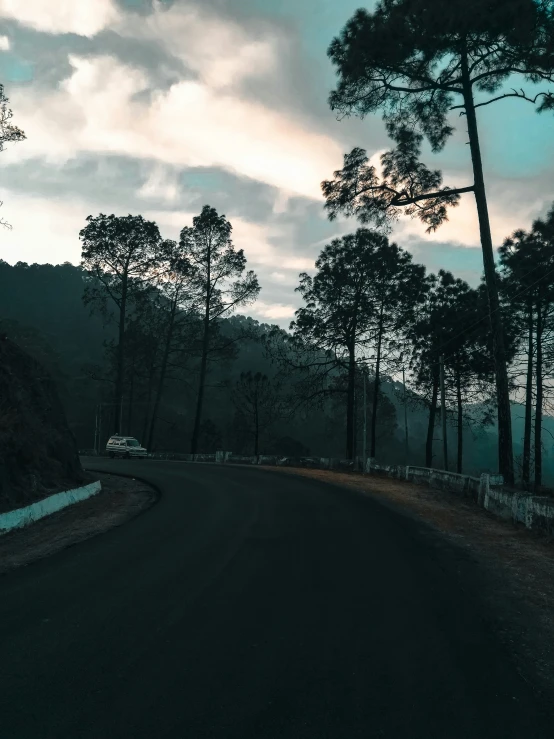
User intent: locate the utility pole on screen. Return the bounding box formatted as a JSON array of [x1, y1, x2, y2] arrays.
[[363, 367, 367, 472], [402, 364, 409, 466], [440, 354, 448, 471]]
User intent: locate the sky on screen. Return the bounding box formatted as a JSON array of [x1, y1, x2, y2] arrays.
[[0, 0, 553, 326]]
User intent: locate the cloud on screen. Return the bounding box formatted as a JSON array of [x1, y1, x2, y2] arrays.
[[5, 52, 343, 200], [279, 256, 315, 270], [268, 271, 297, 284], [272, 189, 294, 215], [0, 187, 305, 272], [116, 0, 278, 92], [0, 0, 120, 37], [252, 300, 296, 320], [0, 35, 10, 50], [137, 163, 181, 204], [0, 188, 84, 265]]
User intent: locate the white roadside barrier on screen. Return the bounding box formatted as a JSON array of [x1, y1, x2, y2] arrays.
[[146, 450, 554, 537], [0, 480, 102, 536]]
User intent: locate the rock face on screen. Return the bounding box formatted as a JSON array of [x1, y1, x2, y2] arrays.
[[0, 337, 85, 513]]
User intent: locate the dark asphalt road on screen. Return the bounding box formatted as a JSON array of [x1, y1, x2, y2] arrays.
[[1, 460, 551, 738]]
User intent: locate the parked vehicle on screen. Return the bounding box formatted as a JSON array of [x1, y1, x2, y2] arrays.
[[106, 436, 147, 459]]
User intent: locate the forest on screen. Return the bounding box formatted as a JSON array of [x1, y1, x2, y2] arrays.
[[1, 199, 554, 490]]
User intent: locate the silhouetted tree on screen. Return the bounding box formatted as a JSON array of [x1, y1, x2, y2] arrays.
[[198, 419, 222, 453], [117, 289, 167, 443], [146, 240, 197, 451], [500, 228, 539, 487], [408, 271, 492, 470], [351, 368, 399, 459], [363, 242, 426, 457], [231, 371, 286, 455], [292, 229, 425, 459], [262, 324, 331, 400], [443, 283, 495, 473], [500, 205, 554, 489], [79, 214, 166, 433], [179, 205, 260, 454], [292, 229, 388, 458], [321, 0, 554, 484], [531, 206, 554, 489]]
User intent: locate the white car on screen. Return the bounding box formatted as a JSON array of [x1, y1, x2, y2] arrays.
[[106, 436, 148, 459]]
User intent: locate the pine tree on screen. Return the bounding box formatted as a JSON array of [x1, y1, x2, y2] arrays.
[[321, 0, 554, 484]]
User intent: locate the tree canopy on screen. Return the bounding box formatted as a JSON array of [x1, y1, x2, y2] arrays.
[[178, 205, 260, 453], [80, 213, 166, 433], [323, 0, 554, 231]]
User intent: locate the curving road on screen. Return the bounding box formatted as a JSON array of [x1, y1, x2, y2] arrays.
[[0, 459, 552, 738]]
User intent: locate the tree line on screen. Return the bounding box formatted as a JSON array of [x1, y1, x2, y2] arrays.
[[79, 206, 260, 454], [76, 196, 554, 496], [1, 0, 553, 489], [263, 204, 554, 494]]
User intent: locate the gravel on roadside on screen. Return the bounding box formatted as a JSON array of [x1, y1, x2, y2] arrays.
[[0, 472, 157, 576]]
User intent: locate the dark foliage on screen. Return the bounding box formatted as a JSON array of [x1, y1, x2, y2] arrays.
[[0, 338, 84, 512]]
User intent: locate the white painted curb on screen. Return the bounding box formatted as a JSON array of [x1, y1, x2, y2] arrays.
[[0, 480, 102, 536]]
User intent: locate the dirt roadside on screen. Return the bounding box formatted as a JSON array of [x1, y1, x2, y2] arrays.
[[0, 472, 157, 576], [260, 465, 554, 699]]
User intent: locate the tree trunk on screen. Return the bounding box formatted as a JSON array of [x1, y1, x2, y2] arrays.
[[456, 365, 463, 474], [522, 300, 534, 488], [370, 311, 384, 459], [535, 296, 543, 491], [461, 48, 514, 485], [191, 246, 212, 455], [353, 378, 357, 459], [440, 355, 448, 472], [114, 272, 128, 433], [254, 396, 259, 456], [141, 357, 157, 445], [346, 343, 356, 459], [191, 321, 210, 454], [426, 373, 439, 468], [147, 303, 176, 452], [126, 358, 135, 436]]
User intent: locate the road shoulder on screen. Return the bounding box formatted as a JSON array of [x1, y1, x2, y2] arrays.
[[0, 471, 157, 576]]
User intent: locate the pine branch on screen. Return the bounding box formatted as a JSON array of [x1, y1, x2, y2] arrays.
[[451, 88, 552, 114]]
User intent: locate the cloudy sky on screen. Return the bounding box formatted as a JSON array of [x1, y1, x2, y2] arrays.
[[0, 0, 553, 326]]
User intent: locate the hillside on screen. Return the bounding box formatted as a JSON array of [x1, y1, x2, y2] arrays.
[[0, 336, 85, 513]]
